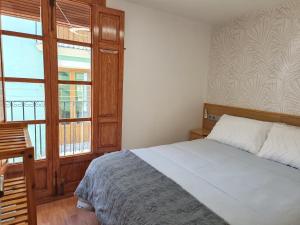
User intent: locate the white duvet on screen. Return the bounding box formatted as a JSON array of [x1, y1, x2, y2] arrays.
[[132, 139, 300, 225]]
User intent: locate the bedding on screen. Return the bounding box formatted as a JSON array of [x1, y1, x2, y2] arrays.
[[207, 114, 272, 154], [258, 123, 300, 169], [76, 139, 300, 225], [76, 150, 228, 225]]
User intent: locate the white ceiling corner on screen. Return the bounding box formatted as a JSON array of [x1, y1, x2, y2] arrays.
[[125, 0, 289, 24]]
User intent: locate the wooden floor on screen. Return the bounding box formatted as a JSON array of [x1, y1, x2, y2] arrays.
[[37, 197, 100, 225]]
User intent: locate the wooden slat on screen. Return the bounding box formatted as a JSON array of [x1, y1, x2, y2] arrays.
[[1, 202, 28, 214], [0, 148, 26, 154], [0, 130, 23, 133], [0, 192, 27, 202], [4, 188, 27, 196], [0, 197, 27, 208], [0, 137, 25, 142], [2, 214, 28, 225], [0, 146, 27, 151], [0, 144, 26, 149], [4, 183, 26, 191], [0, 135, 25, 139], [0, 131, 23, 135], [4, 177, 25, 183], [4, 179, 25, 188], [0, 138, 25, 142], [0, 142, 26, 147], [0, 123, 26, 129], [0, 129, 23, 132], [0, 131, 24, 134], [0, 151, 26, 159], [0, 208, 28, 220]]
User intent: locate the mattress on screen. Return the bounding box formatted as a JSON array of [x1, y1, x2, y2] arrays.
[[132, 139, 300, 225]]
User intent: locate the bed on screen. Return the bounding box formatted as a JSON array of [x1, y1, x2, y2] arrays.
[[75, 104, 300, 225]]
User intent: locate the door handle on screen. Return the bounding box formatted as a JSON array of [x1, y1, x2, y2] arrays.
[[100, 49, 118, 54]]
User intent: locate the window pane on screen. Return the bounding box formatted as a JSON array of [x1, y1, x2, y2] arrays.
[[29, 124, 46, 160], [58, 71, 70, 81], [0, 0, 42, 35], [2, 35, 44, 79], [5, 82, 45, 121], [59, 84, 91, 119], [56, 0, 91, 43], [57, 43, 91, 81], [0, 15, 42, 36], [59, 121, 91, 157], [75, 72, 90, 81]]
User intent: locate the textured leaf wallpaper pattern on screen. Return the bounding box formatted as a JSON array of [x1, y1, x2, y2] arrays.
[[208, 0, 300, 115]]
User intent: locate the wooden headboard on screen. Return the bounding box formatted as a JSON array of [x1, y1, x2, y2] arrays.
[[203, 103, 300, 132]]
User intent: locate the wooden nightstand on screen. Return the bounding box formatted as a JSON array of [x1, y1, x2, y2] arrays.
[[189, 128, 210, 141]]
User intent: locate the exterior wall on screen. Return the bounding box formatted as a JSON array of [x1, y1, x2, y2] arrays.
[[208, 0, 300, 115]]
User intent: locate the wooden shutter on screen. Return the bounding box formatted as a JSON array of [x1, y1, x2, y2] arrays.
[[95, 7, 124, 152], [0, 0, 105, 26], [56, 0, 91, 27], [0, 0, 40, 20]]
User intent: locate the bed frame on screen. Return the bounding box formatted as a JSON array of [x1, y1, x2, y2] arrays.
[[203, 103, 300, 132]]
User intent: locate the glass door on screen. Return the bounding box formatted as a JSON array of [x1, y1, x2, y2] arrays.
[[0, 0, 103, 199], [0, 0, 53, 200], [52, 0, 93, 194]]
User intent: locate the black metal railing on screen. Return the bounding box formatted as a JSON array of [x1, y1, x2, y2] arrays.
[[59, 121, 91, 157], [5, 100, 91, 160], [6, 101, 45, 121], [6, 100, 90, 121]]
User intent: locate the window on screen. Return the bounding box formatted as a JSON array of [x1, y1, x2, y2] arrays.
[[57, 40, 92, 157], [0, 0, 42, 36], [1, 0, 46, 161]]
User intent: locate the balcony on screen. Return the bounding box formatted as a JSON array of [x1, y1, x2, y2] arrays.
[[6, 100, 91, 162]]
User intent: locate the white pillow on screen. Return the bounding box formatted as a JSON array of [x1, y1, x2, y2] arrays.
[[258, 123, 300, 169], [207, 114, 272, 154]]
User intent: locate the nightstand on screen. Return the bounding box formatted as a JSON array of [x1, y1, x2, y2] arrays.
[[189, 128, 210, 141]]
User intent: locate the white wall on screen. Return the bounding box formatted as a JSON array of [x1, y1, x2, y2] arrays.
[[107, 0, 211, 149]]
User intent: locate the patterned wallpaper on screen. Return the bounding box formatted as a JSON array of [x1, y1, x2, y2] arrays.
[[207, 0, 300, 115]]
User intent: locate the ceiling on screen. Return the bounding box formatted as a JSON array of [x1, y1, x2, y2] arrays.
[[126, 0, 288, 24]]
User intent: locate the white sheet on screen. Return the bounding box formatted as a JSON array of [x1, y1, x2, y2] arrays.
[[131, 139, 300, 225]]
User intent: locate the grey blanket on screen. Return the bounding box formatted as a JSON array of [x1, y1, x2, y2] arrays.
[[75, 150, 229, 225]]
